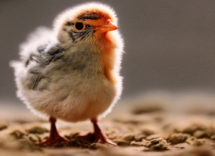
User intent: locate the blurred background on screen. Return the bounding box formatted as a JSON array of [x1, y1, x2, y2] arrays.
[[1, 0, 215, 110]]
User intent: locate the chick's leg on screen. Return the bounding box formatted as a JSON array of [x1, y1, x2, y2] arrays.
[[37, 117, 69, 146], [78, 119, 116, 145], [91, 119, 116, 145]]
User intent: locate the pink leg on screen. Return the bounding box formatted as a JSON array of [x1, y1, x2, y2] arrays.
[[91, 119, 116, 145], [37, 117, 69, 146], [78, 119, 116, 145]]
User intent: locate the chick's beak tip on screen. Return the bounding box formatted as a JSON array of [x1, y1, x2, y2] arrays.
[[107, 21, 118, 31]]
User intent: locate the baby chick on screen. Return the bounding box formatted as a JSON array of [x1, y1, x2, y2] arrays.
[[10, 2, 124, 146]]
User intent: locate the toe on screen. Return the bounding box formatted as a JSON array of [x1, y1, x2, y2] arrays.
[[36, 136, 70, 146]]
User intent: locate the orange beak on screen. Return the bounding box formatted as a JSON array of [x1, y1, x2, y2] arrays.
[[93, 19, 118, 32]]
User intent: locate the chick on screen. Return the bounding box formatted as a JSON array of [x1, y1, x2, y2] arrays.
[[10, 2, 124, 146]]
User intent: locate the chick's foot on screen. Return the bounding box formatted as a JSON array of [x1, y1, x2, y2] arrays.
[[77, 119, 116, 146], [36, 117, 70, 146], [37, 135, 70, 146]]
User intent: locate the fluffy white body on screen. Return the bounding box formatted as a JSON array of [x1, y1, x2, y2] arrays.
[[11, 3, 124, 123]]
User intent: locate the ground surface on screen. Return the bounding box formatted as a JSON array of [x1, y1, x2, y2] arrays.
[[1, 94, 215, 156]]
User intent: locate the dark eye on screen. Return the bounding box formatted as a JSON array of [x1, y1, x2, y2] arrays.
[[74, 22, 85, 31]]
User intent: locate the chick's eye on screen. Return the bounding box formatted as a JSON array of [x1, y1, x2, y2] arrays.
[[74, 22, 85, 31]]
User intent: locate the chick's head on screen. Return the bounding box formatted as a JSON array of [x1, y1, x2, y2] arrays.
[[54, 2, 118, 46]]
